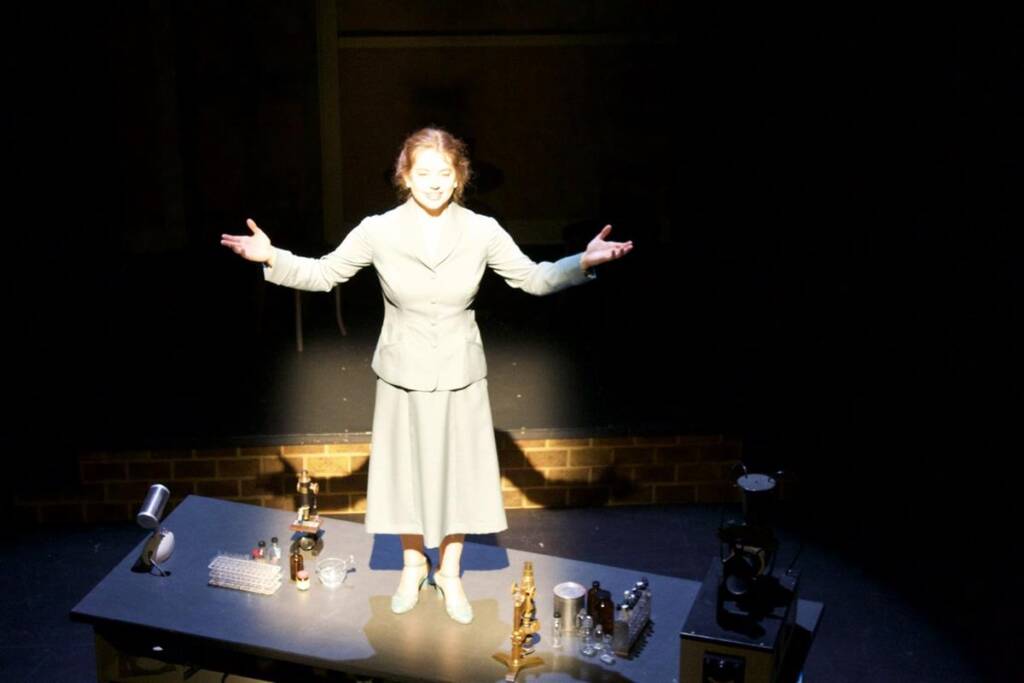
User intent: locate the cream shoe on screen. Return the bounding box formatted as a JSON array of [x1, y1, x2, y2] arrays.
[[390, 555, 431, 614], [432, 571, 474, 624]]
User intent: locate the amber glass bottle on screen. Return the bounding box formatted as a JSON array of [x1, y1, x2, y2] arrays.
[[587, 581, 602, 617], [594, 589, 614, 634]]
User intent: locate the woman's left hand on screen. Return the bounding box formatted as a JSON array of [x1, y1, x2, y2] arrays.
[[581, 225, 633, 271]]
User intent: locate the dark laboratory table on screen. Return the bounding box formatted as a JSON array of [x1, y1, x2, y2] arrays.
[[71, 495, 821, 682]]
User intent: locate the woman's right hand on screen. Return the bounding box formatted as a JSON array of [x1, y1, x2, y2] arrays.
[[220, 218, 274, 264]]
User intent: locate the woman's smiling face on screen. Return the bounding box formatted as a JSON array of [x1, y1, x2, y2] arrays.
[[404, 147, 457, 216]]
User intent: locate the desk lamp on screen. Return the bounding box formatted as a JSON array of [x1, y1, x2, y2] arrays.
[[133, 483, 175, 575]]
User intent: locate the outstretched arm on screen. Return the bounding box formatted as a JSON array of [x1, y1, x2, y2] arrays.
[[221, 217, 373, 292], [487, 221, 596, 295]]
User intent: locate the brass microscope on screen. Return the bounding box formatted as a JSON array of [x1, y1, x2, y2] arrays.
[[289, 469, 323, 553], [494, 561, 544, 682]]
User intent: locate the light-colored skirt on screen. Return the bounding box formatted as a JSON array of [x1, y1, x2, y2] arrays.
[[363, 377, 509, 549]]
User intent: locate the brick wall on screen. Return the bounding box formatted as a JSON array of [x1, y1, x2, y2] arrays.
[[15, 434, 747, 525]]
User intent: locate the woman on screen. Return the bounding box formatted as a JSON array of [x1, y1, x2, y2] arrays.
[[221, 127, 633, 624]]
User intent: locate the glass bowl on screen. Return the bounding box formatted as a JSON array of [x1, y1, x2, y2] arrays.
[[316, 555, 355, 588]]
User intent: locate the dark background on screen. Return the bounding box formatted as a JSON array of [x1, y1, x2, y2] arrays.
[[10, 6, 1022, 484], [7, 5, 1022, 672]]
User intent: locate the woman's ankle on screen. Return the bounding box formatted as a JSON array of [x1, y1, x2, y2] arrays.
[[402, 548, 428, 567]]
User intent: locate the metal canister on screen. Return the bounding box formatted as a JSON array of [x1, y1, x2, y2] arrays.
[[552, 581, 586, 634]]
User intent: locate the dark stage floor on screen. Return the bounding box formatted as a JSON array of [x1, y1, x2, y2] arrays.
[[2, 503, 1012, 682]]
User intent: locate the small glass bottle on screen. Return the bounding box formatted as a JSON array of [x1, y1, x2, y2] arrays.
[[579, 614, 596, 657], [599, 632, 616, 665], [622, 593, 633, 626], [290, 550, 303, 581], [551, 611, 563, 649], [270, 537, 282, 562], [593, 624, 604, 651], [256, 540, 267, 560]]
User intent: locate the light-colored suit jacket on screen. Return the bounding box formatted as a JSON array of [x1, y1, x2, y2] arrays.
[[263, 198, 596, 390]]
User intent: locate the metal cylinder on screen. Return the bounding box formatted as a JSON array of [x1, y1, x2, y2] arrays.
[[737, 473, 777, 527], [136, 484, 170, 529], [553, 581, 586, 634]]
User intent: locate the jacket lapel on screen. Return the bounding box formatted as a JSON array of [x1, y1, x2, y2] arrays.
[[400, 198, 464, 271], [431, 203, 464, 269]]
